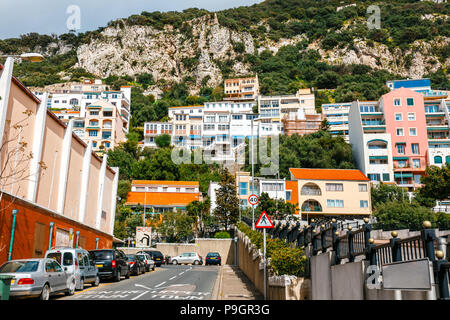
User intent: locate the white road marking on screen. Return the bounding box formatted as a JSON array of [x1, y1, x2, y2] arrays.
[[131, 291, 149, 300], [155, 281, 166, 288], [169, 276, 177, 280], [135, 284, 152, 290]]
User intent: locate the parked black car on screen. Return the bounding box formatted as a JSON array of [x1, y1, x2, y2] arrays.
[[205, 252, 222, 266], [89, 249, 130, 282], [125, 254, 146, 276], [136, 250, 164, 267]]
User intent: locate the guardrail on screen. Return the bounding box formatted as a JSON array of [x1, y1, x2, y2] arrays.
[[240, 216, 449, 300]]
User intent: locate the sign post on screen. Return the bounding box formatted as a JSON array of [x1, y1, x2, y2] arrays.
[[255, 210, 274, 300], [248, 194, 259, 230]]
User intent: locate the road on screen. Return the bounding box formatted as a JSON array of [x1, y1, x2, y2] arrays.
[[58, 264, 220, 301]]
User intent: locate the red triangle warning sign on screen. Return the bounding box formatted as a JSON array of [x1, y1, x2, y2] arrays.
[[255, 211, 274, 229]]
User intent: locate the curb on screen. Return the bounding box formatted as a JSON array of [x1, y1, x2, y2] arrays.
[[211, 264, 224, 300]]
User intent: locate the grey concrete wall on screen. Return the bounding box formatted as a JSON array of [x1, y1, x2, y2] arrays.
[[310, 251, 333, 300], [331, 261, 366, 300]]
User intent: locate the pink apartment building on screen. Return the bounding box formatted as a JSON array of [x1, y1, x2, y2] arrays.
[[381, 88, 428, 187]]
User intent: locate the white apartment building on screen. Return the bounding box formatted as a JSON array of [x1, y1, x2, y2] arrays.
[[322, 102, 351, 141], [224, 75, 259, 101]]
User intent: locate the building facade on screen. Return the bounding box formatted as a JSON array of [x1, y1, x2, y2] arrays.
[[125, 180, 201, 213], [0, 64, 119, 265], [289, 168, 372, 220]]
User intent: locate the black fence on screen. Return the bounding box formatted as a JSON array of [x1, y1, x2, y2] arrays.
[[240, 217, 450, 300]]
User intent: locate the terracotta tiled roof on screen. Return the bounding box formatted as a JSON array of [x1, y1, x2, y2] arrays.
[[131, 180, 199, 186], [289, 168, 369, 181], [125, 191, 200, 206]]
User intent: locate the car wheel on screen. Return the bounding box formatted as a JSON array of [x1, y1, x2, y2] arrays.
[[194, 260, 199, 265], [125, 269, 130, 279], [172, 260, 178, 265], [40, 284, 50, 300], [78, 278, 84, 290], [114, 269, 121, 282], [92, 276, 100, 287], [66, 278, 76, 296], [152, 266, 155, 271]]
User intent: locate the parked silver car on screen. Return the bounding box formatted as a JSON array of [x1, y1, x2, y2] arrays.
[[170, 252, 203, 265], [0, 258, 76, 300], [136, 253, 155, 272], [45, 247, 99, 290]]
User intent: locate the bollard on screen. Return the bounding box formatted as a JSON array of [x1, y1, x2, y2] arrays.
[[348, 226, 355, 263], [0, 275, 14, 300], [391, 231, 402, 262], [363, 218, 372, 249], [421, 221, 436, 262], [435, 251, 450, 300]]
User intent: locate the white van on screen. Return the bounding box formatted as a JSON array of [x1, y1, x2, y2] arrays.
[[45, 247, 99, 290]]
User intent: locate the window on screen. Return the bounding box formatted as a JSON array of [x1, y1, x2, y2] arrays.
[[358, 184, 367, 192], [240, 182, 248, 195], [396, 128, 404, 136], [407, 98, 414, 106], [395, 113, 403, 121], [408, 113, 416, 121], [394, 98, 401, 106], [434, 156, 442, 164], [411, 143, 419, 154], [368, 174, 380, 181], [327, 200, 344, 207], [286, 191, 291, 201], [396, 144, 405, 154], [325, 183, 343, 191], [398, 160, 407, 168], [414, 174, 421, 184], [409, 128, 417, 136], [360, 200, 369, 208], [413, 159, 420, 168], [382, 173, 390, 182], [88, 130, 98, 137], [103, 111, 113, 117]]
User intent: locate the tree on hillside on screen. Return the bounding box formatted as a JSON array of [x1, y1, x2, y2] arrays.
[[419, 163, 450, 202], [155, 134, 171, 148], [373, 200, 438, 231], [371, 183, 409, 209], [257, 192, 297, 220], [213, 168, 239, 231]]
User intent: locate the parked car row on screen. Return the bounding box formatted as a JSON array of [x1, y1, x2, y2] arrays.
[[0, 247, 164, 300], [167, 252, 222, 266]]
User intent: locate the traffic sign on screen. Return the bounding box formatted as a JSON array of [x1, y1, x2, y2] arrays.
[[248, 194, 259, 206], [255, 211, 274, 229]]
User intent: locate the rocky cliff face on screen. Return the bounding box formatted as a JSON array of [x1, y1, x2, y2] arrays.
[[70, 13, 448, 94]]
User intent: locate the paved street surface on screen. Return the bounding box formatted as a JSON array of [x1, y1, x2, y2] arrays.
[[58, 265, 219, 301]]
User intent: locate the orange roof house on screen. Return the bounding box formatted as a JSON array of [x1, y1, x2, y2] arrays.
[[288, 168, 371, 218], [289, 168, 370, 181], [125, 180, 201, 212]]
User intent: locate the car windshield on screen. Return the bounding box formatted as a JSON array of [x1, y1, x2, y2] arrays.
[[90, 250, 113, 260], [207, 253, 219, 257], [151, 252, 163, 258], [0, 261, 40, 273], [126, 255, 136, 260]]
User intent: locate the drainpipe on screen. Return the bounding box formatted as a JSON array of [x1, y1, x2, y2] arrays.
[[95, 238, 99, 249], [48, 222, 54, 250], [8, 210, 18, 261], [75, 231, 80, 248]]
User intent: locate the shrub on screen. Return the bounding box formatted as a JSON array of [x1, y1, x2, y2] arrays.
[[214, 231, 231, 239], [270, 247, 306, 277]]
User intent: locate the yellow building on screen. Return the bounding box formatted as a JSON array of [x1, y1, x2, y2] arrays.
[[289, 168, 372, 219]]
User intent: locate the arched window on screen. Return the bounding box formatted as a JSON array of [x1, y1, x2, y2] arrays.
[[69, 98, 79, 105], [301, 183, 322, 196], [434, 156, 442, 164], [301, 200, 322, 212], [367, 140, 388, 149]]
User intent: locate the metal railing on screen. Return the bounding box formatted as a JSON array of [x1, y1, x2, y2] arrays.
[[241, 217, 450, 300]]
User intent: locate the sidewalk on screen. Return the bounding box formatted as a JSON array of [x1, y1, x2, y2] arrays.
[[212, 264, 264, 300]]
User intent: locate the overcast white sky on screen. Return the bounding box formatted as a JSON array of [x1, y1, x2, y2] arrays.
[[1, 0, 263, 39]]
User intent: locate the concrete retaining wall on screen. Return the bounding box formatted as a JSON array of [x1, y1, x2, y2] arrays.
[[237, 230, 310, 300]]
